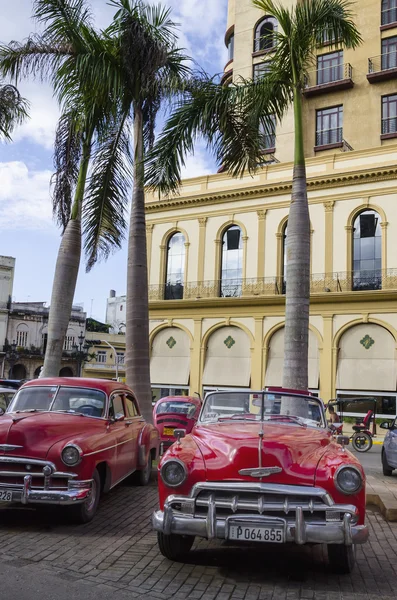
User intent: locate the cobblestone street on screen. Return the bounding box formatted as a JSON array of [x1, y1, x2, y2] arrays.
[[0, 477, 395, 600]]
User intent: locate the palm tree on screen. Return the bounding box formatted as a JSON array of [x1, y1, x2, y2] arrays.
[[0, 0, 131, 378], [109, 0, 190, 422], [145, 0, 361, 394], [0, 82, 28, 140]]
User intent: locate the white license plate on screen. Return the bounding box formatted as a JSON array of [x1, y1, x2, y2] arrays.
[[229, 524, 284, 543], [0, 490, 13, 502]]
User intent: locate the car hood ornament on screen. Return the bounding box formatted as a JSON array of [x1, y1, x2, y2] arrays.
[[238, 466, 282, 478], [0, 444, 23, 452]]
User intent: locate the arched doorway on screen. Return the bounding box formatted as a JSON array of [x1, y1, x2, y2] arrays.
[[202, 326, 251, 389], [265, 327, 320, 391], [336, 323, 397, 417], [150, 327, 190, 403], [11, 364, 27, 380], [34, 366, 43, 378], [59, 367, 74, 377]]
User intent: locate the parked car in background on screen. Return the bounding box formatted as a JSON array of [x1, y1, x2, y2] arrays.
[[153, 389, 368, 573], [0, 387, 16, 412], [0, 378, 159, 522], [380, 418, 397, 475], [0, 379, 24, 390], [153, 395, 202, 455]]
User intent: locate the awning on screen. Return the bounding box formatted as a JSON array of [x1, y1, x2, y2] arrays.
[[336, 324, 396, 391], [150, 327, 190, 386], [265, 328, 319, 389], [202, 326, 251, 387]]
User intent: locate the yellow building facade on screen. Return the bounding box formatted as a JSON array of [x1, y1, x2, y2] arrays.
[[94, 0, 397, 417]]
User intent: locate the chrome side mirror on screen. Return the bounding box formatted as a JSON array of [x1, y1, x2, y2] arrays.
[[380, 421, 391, 430], [336, 435, 349, 447], [174, 429, 186, 444]]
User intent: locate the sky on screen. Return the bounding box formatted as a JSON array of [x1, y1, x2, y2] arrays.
[[0, 0, 228, 322]]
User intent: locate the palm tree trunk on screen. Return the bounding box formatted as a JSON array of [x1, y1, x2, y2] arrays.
[[41, 138, 91, 378], [282, 81, 311, 394], [126, 103, 153, 424]]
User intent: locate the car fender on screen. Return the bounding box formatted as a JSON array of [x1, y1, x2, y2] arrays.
[[138, 423, 159, 467]]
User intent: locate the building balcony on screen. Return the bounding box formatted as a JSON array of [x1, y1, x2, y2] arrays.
[[367, 53, 397, 83], [148, 270, 397, 303], [314, 127, 343, 151], [303, 63, 353, 97], [381, 7, 397, 29], [381, 116, 397, 140]]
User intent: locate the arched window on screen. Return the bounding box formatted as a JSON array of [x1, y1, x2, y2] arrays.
[[352, 210, 382, 290], [282, 223, 288, 293], [165, 232, 185, 300], [221, 225, 243, 297], [16, 324, 29, 348], [227, 33, 234, 61], [254, 17, 277, 52]]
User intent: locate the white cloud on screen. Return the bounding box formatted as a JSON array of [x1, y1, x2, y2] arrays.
[[0, 161, 55, 230], [180, 143, 215, 179]]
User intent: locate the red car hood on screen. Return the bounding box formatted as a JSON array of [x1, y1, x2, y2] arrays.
[[0, 412, 97, 459], [192, 422, 332, 486]]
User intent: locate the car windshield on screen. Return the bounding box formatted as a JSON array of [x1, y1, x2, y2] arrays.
[[156, 401, 197, 417], [200, 391, 325, 428], [8, 386, 106, 418]]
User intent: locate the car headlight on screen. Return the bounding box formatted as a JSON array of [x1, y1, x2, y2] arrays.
[[335, 465, 363, 495], [61, 444, 82, 467], [160, 459, 187, 488]]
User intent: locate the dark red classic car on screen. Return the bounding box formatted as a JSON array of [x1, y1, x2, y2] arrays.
[[153, 390, 368, 573], [153, 396, 202, 455], [0, 378, 159, 522]]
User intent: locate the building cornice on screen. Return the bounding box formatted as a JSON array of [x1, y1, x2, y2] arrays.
[[146, 166, 397, 214]]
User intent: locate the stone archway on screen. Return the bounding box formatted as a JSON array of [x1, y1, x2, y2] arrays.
[[11, 364, 27, 379], [59, 367, 74, 377]]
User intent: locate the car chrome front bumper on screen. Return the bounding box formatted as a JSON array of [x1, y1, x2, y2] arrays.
[[0, 475, 92, 506], [153, 503, 369, 546]]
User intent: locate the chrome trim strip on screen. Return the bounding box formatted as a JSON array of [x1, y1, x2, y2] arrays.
[[0, 470, 76, 479], [239, 467, 282, 478], [0, 445, 23, 452], [189, 482, 334, 505], [0, 457, 57, 470], [84, 438, 132, 457]]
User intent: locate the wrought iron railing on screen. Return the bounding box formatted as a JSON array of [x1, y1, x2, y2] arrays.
[[315, 127, 343, 146], [382, 6, 397, 26], [148, 270, 397, 301], [305, 63, 352, 87], [369, 51, 397, 74], [382, 116, 397, 134]]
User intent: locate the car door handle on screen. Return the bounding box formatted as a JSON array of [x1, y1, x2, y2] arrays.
[[125, 420, 134, 426]]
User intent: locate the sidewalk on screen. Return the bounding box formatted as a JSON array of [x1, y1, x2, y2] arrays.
[[366, 470, 397, 520]]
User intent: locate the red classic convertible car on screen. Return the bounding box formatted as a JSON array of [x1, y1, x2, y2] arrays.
[[0, 378, 159, 522], [153, 395, 202, 455], [153, 389, 368, 573]]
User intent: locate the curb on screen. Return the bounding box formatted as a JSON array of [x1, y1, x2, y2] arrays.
[[367, 492, 397, 521]]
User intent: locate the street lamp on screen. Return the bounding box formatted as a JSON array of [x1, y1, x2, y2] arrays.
[[3, 340, 19, 378], [71, 331, 93, 377], [100, 340, 119, 380]]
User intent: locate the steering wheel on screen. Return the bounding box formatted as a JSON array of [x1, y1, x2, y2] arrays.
[[75, 405, 99, 416]]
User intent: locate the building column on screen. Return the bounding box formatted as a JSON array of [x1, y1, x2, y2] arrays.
[[257, 210, 267, 279], [189, 319, 203, 396], [146, 223, 154, 281], [197, 218, 207, 282], [323, 201, 334, 276], [251, 318, 264, 389], [319, 315, 334, 402]]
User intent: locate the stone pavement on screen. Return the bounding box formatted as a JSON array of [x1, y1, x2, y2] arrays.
[[0, 477, 396, 600]]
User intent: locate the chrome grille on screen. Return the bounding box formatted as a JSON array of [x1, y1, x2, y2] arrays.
[[0, 456, 76, 491], [167, 482, 358, 525]]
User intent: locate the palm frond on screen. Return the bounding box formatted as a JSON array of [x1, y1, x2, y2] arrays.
[[0, 82, 29, 140], [33, 0, 92, 48], [51, 108, 83, 230], [145, 75, 289, 195], [83, 110, 132, 271]]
